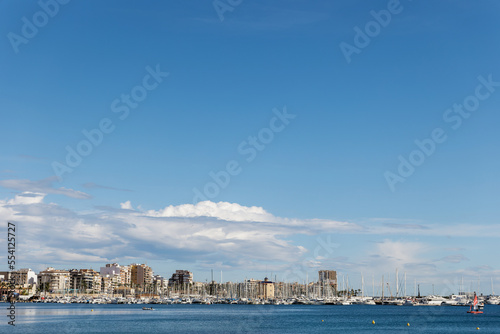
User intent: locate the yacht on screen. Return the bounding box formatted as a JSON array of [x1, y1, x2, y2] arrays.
[[424, 295, 446, 306]]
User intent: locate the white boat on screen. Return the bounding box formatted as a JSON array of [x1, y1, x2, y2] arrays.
[[444, 295, 469, 306], [362, 299, 376, 305], [486, 296, 500, 305], [424, 295, 446, 306]]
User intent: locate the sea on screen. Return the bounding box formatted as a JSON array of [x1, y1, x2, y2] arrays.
[[2, 304, 499, 333]]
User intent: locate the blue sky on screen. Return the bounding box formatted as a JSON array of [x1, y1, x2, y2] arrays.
[[1, 0, 499, 295]]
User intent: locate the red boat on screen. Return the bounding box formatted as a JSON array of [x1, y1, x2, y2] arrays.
[[467, 293, 483, 314]]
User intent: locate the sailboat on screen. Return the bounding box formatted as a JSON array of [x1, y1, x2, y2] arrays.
[[467, 292, 483, 314]]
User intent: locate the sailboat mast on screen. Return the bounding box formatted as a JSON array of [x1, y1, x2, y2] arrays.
[[404, 272, 407, 298], [381, 275, 384, 300], [372, 275, 375, 297], [306, 273, 309, 299], [346, 274, 349, 298], [361, 273, 364, 298], [396, 268, 399, 298]]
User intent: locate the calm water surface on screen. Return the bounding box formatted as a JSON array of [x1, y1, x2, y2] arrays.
[[2, 304, 499, 333]]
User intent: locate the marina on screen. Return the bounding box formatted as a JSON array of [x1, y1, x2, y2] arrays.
[[9, 292, 498, 307]]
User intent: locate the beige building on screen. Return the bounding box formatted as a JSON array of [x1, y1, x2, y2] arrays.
[[101, 275, 121, 295], [257, 277, 275, 300], [130, 264, 153, 290], [38, 268, 70, 292], [120, 265, 131, 286]]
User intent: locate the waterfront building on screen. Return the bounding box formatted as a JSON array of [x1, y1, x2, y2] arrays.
[[257, 277, 275, 300], [130, 264, 153, 291], [319, 270, 337, 291], [100, 263, 131, 285], [168, 270, 193, 285], [100, 263, 130, 294], [120, 265, 131, 286], [69, 269, 101, 294], [168, 270, 193, 295], [100, 263, 122, 282], [101, 274, 122, 295], [38, 268, 70, 293], [153, 275, 168, 294], [10, 268, 37, 287]]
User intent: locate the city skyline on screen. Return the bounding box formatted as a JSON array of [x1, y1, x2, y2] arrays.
[[4, 263, 495, 298], [1, 0, 500, 297]]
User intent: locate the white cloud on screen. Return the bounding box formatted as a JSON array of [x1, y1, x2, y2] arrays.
[[146, 201, 274, 222], [120, 200, 133, 210], [0, 195, 360, 271], [145, 200, 361, 235], [0, 194, 496, 288]]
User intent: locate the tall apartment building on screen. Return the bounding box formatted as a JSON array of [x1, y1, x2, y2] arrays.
[[130, 264, 153, 289], [120, 265, 131, 286], [257, 277, 275, 300], [318, 270, 337, 291], [38, 268, 70, 292], [168, 270, 193, 286], [69, 269, 101, 294], [10, 268, 37, 287]]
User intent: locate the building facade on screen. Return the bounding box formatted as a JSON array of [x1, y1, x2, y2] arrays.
[[168, 270, 193, 286], [38, 268, 70, 293], [69, 269, 101, 294], [318, 270, 337, 291], [257, 277, 275, 300], [130, 264, 153, 290], [10, 268, 37, 287]]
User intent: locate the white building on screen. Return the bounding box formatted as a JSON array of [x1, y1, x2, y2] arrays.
[[100, 263, 122, 281], [38, 267, 70, 293], [100, 263, 132, 294]]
